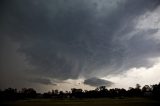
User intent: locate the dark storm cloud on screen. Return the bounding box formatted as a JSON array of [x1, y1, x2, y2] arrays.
[[1, 0, 160, 82], [122, 29, 160, 68], [29, 78, 56, 85], [84, 77, 113, 87]]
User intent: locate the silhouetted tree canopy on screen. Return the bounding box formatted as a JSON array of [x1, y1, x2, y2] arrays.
[[1, 83, 160, 101]]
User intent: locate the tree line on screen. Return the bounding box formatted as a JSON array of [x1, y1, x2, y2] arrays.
[[0, 83, 160, 101]]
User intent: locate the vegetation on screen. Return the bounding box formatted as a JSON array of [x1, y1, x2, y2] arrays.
[[1, 83, 160, 105]]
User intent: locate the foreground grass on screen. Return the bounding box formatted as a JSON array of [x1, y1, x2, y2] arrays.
[[1, 98, 160, 106]]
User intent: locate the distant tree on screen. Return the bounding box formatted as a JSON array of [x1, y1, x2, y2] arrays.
[[21, 88, 37, 98], [43, 92, 52, 98], [59, 91, 64, 98], [2, 88, 18, 100], [54, 89, 59, 95], [71, 88, 83, 98], [136, 84, 141, 90], [135, 84, 142, 96], [109, 89, 118, 97], [128, 87, 135, 97], [142, 85, 151, 92], [142, 85, 152, 97], [98, 86, 108, 97], [151, 83, 160, 99], [128, 84, 142, 97], [118, 88, 127, 97], [99, 86, 106, 91]]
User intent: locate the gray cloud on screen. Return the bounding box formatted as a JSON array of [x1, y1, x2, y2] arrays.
[[84, 77, 113, 87], [0, 0, 160, 84], [29, 78, 56, 85]]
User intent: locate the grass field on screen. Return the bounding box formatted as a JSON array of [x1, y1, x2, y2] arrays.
[[1, 98, 160, 106]]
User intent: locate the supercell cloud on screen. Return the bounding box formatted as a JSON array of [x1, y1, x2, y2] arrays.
[[0, 0, 160, 91], [84, 77, 113, 87]]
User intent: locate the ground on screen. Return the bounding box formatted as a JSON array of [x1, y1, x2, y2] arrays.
[[1, 98, 160, 106]]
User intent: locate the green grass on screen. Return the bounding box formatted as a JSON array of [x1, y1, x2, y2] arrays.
[[2, 98, 160, 106]]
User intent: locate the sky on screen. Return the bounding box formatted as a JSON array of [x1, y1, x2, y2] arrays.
[[1, 0, 160, 92]]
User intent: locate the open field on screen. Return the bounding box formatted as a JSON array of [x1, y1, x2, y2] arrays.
[[1, 98, 160, 106]]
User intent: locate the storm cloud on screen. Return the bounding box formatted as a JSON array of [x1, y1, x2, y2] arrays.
[[84, 77, 113, 87], [1, 0, 160, 90], [29, 78, 57, 85]]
